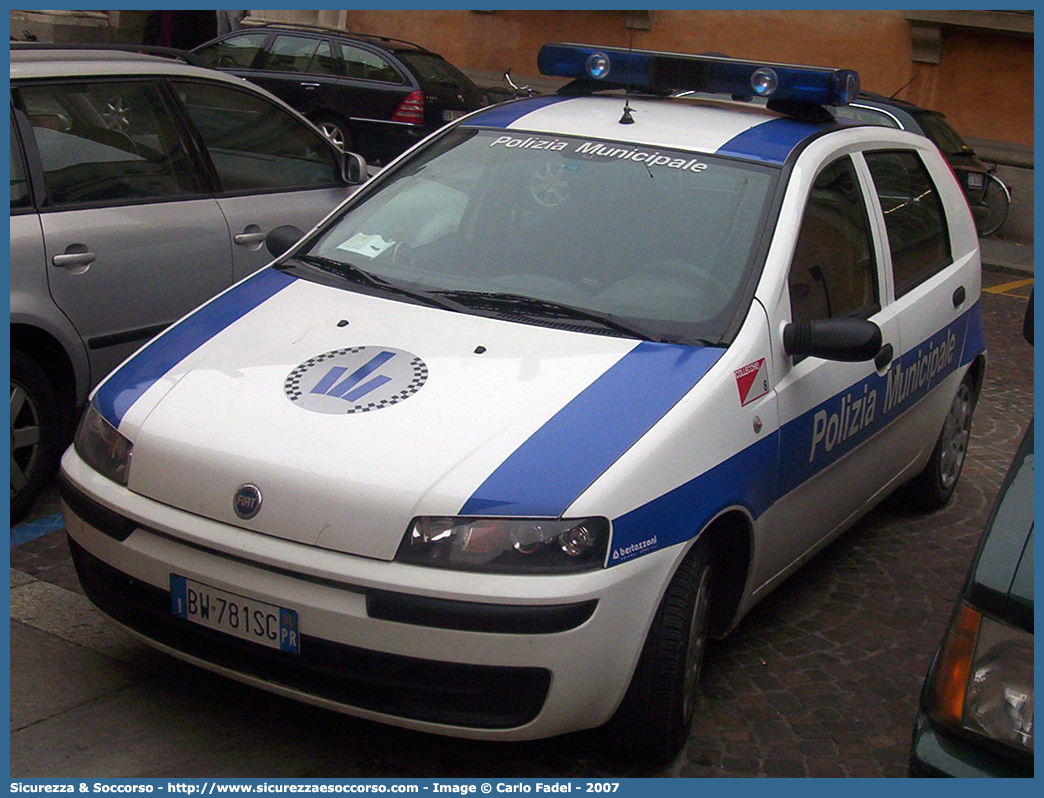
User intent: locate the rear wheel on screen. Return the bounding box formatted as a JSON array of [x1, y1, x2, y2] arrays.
[[977, 173, 1010, 237], [10, 349, 62, 523], [314, 114, 351, 153], [906, 375, 975, 510], [605, 538, 713, 763]]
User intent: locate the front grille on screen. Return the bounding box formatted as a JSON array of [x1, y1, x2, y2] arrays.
[[68, 536, 551, 729]]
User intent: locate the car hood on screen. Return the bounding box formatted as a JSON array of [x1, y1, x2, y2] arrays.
[[967, 419, 1034, 632], [98, 269, 720, 561]]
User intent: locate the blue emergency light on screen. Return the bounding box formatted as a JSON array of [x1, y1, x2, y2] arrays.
[[538, 43, 860, 107]]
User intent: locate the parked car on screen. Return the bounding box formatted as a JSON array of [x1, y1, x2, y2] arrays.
[[833, 92, 1010, 236], [910, 293, 1033, 777], [191, 24, 487, 164], [60, 45, 986, 762], [10, 43, 365, 520]]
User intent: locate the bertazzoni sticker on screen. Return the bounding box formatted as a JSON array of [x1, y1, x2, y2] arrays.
[[284, 347, 427, 415]]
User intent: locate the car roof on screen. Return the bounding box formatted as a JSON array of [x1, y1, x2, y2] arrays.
[[10, 44, 253, 85], [222, 23, 434, 55], [461, 92, 910, 167]]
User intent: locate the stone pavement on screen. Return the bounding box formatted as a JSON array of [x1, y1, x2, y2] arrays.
[[9, 268, 1034, 778], [979, 234, 1034, 276]]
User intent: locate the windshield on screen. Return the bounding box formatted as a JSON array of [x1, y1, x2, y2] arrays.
[[296, 127, 777, 345]]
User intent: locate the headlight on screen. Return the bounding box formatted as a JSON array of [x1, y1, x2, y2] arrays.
[[396, 516, 610, 573], [74, 403, 133, 485], [927, 600, 1034, 755]]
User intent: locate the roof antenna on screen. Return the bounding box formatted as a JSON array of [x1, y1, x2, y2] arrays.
[[890, 75, 916, 100], [620, 24, 635, 124]]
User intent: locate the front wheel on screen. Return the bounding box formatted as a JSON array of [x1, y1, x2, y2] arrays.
[[10, 350, 62, 523], [604, 538, 713, 763], [976, 173, 1010, 238], [906, 375, 976, 510]]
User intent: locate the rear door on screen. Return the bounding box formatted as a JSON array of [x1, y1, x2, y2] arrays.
[[862, 147, 981, 481], [14, 78, 232, 387], [172, 79, 350, 281]]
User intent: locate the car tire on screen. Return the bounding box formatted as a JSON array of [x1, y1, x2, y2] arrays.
[[10, 349, 62, 523], [314, 115, 352, 153], [604, 537, 713, 763], [906, 374, 976, 510]]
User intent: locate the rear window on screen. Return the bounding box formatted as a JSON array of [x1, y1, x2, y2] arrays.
[[396, 52, 476, 92]]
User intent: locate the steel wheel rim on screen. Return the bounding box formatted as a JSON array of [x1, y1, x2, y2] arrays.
[[682, 565, 712, 724], [10, 380, 42, 497], [939, 383, 972, 489]]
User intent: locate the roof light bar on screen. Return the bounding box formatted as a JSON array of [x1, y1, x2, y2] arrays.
[[538, 43, 860, 107]]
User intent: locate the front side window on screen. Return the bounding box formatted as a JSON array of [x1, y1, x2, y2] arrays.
[[194, 32, 267, 69], [16, 81, 198, 207], [788, 156, 878, 323], [174, 81, 340, 193], [340, 44, 403, 83], [865, 150, 951, 297], [288, 128, 777, 345]]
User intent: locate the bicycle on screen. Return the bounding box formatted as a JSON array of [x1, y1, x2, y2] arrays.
[[976, 166, 1011, 238]]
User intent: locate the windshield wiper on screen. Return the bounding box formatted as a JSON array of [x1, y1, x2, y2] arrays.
[[283, 255, 466, 313], [434, 290, 672, 342]]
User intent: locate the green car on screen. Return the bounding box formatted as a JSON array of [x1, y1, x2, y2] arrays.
[[910, 413, 1034, 776]]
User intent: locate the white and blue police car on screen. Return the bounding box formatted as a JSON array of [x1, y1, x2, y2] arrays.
[[59, 44, 985, 762]]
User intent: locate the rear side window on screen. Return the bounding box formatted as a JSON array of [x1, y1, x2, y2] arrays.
[[339, 44, 403, 83], [194, 32, 267, 69], [865, 150, 952, 297], [174, 81, 341, 193], [10, 115, 31, 210], [789, 156, 879, 323], [16, 81, 198, 207]]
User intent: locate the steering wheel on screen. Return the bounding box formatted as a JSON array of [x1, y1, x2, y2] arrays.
[[638, 259, 732, 308]]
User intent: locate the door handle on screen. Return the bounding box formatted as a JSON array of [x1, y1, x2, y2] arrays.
[[953, 285, 966, 309], [52, 245, 96, 270], [874, 343, 894, 372], [234, 231, 267, 246], [300, 82, 321, 89]]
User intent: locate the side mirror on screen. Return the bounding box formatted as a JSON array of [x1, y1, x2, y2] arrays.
[[783, 318, 883, 363], [340, 151, 368, 185], [266, 225, 304, 259]]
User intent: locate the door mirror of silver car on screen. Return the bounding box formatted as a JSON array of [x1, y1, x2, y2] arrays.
[[266, 225, 304, 259], [783, 318, 883, 363], [341, 151, 368, 185]]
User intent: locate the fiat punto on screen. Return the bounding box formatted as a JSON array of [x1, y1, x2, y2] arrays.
[[60, 44, 985, 762]]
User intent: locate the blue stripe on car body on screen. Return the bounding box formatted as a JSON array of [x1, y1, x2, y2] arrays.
[[94, 268, 297, 428], [459, 341, 725, 518], [463, 95, 573, 129], [608, 302, 986, 565], [716, 117, 823, 165]]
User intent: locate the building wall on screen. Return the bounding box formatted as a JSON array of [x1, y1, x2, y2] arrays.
[[252, 9, 1031, 150]]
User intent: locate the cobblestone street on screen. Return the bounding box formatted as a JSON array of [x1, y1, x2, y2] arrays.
[[10, 270, 1033, 778]]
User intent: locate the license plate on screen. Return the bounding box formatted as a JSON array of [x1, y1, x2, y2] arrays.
[[170, 574, 300, 655], [442, 109, 465, 122], [967, 173, 984, 189]]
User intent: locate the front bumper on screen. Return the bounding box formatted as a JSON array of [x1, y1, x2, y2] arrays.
[[909, 712, 1032, 778], [60, 448, 684, 740]]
